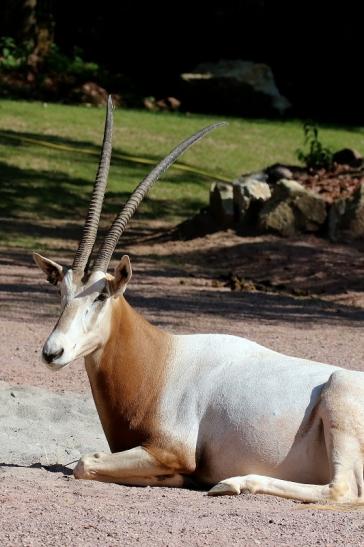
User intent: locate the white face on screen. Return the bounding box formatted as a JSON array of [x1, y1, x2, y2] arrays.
[[33, 253, 132, 370], [43, 270, 112, 369]]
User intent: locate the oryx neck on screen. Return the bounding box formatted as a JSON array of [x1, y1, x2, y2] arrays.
[[84, 297, 173, 451]]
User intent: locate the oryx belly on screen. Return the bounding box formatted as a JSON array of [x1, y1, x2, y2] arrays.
[[161, 334, 339, 485]]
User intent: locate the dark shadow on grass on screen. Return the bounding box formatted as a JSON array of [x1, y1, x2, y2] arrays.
[[0, 128, 212, 248], [0, 128, 223, 173], [0, 161, 91, 219]]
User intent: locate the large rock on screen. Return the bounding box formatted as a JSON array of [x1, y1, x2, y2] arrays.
[[71, 82, 108, 106], [209, 182, 234, 226], [328, 199, 347, 241], [181, 60, 291, 116], [328, 183, 364, 240], [233, 176, 271, 228], [175, 208, 217, 240], [344, 184, 364, 236], [265, 163, 294, 184], [332, 148, 363, 168], [259, 179, 327, 236], [144, 96, 181, 112]]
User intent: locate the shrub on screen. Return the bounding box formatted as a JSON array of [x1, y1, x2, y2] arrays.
[[296, 121, 333, 169], [0, 36, 99, 80], [45, 45, 99, 78], [0, 36, 33, 70]]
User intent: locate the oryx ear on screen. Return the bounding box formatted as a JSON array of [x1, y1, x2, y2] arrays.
[[33, 252, 64, 286], [109, 255, 132, 296]]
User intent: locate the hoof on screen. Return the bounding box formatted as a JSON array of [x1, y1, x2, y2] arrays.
[[208, 480, 241, 496], [73, 452, 107, 480], [73, 458, 89, 480], [73, 455, 93, 480]]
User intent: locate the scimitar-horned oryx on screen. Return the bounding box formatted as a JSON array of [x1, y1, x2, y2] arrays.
[[34, 98, 364, 504]]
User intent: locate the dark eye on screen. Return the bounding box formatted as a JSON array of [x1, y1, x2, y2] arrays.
[[94, 293, 107, 303]]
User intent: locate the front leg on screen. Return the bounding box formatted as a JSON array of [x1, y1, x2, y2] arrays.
[[74, 446, 189, 487]]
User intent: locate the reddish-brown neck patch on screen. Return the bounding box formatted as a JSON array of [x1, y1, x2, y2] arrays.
[[85, 296, 172, 452]]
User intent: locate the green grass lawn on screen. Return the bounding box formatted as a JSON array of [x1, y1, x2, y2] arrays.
[[1, 99, 364, 251]]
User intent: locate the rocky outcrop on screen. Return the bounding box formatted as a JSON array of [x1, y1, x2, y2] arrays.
[[71, 82, 108, 106], [259, 179, 327, 236], [209, 182, 234, 226], [265, 163, 294, 184], [143, 96, 181, 112], [181, 60, 291, 116], [332, 148, 363, 168], [208, 178, 328, 237], [344, 184, 364, 237], [328, 183, 364, 240], [181, 167, 363, 240], [233, 175, 271, 228]]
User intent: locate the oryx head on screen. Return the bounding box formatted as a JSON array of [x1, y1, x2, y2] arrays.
[[34, 97, 225, 369]]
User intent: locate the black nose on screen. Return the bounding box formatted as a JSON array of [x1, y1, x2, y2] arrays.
[[42, 348, 64, 363]]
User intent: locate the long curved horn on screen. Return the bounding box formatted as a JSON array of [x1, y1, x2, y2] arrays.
[[72, 95, 114, 274], [93, 121, 227, 273]]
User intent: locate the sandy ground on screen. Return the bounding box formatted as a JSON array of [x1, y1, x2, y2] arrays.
[[1, 230, 364, 546]]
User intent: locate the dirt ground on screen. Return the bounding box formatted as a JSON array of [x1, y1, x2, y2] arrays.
[[1, 228, 364, 546]]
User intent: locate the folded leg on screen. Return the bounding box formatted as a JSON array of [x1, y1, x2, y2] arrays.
[[74, 445, 187, 487]]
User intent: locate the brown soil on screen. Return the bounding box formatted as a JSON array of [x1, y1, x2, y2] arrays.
[[294, 163, 364, 203], [1, 228, 364, 546]]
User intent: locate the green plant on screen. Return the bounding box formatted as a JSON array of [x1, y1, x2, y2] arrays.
[[0, 36, 33, 70], [45, 45, 99, 77], [296, 121, 333, 169], [0, 37, 99, 78]]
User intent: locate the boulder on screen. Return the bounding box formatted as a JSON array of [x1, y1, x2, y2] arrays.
[[71, 82, 108, 106], [235, 171, 268, 184], [233, 177, 271, 227], [265, 163, 293, 184], [175, 208, 217, 240], [181, 60, 291, 116], [144, 96, 181, 112], [259, 179, 327, 236], [70, 83, 122, 107], [328, 198, 347, 240], [328, 183, 364, 240], [347, 184, 364, 236], [209, 182, 234, 226], [332, 148, 363, 168]]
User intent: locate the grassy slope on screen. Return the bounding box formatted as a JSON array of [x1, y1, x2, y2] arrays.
[[1, 99, 364, 250]]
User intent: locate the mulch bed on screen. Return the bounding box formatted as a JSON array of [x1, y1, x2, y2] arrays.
[[292, 163, 364, 203]]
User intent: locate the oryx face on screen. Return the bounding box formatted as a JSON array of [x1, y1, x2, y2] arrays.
[[33, 254, 132, 369], [33, 96, 225, 370]]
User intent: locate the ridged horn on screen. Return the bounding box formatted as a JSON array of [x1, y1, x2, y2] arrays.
[[93, 121, 227, 273], [72, 95, 113, 274]]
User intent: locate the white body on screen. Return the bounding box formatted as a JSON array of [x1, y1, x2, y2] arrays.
[[162, 334, 337, 485]]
